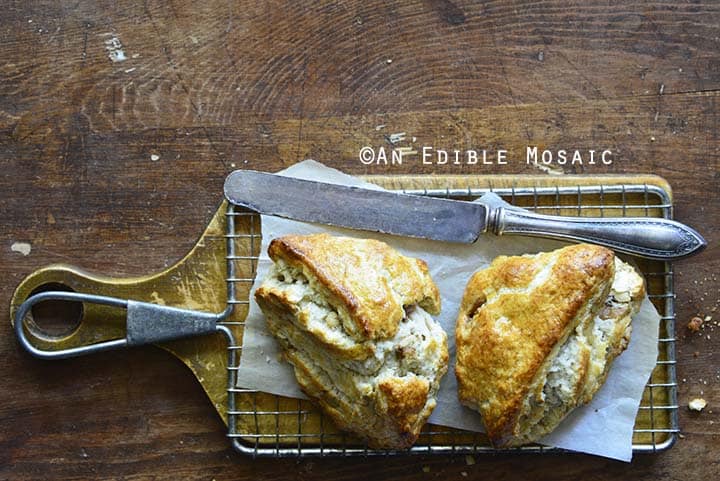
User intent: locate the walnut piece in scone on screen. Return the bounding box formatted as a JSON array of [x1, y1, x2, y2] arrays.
[[255, 234, 448, 449]]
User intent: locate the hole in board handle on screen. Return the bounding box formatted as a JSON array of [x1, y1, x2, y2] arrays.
[[27, 283, 83, 339]]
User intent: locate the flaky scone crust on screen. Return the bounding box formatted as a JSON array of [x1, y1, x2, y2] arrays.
[[254, 283, 447, 448], [256, 234, 448, 449], [455, 244, 616, 446], [267, 233, 440, 339]]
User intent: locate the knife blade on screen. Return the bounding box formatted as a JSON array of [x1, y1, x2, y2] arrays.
[[224, 169, 486, 243], [223, 170, 706, 260]]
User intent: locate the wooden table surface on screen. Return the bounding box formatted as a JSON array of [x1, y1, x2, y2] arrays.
[[1, 1, 718, 479]]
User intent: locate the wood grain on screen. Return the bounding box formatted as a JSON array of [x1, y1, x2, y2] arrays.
[[1, 0, 719, 479]]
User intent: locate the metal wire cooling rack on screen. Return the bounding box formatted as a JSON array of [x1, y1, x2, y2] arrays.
[[219, 183, 679, 457]]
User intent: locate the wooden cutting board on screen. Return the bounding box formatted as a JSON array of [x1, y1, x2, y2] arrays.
[[9, 173, 674, 452]]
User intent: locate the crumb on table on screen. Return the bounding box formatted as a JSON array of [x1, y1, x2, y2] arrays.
[[689, 398, 707, 412], [688, 316, 704, 332]]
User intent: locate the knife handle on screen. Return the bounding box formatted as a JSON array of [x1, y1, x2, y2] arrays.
[[492, 208, 706, 260]]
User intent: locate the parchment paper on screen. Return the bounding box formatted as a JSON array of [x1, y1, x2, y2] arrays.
[[235, 160, 660, 461]]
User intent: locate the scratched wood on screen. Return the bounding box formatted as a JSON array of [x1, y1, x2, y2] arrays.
[[1, 0, 719, 480]]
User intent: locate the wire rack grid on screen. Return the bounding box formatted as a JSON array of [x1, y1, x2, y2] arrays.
[[217, 183, 679, 457]]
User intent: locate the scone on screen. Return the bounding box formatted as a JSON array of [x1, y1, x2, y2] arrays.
[[455, 243, 645, 447], [254, 234, 448, 449]]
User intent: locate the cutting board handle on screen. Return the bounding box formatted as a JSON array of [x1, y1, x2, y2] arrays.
[[8, 202, 245, 425], [10, 265, 227, 359]]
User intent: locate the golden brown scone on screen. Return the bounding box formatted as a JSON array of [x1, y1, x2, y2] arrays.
[[255, 234, 448, 449], [455, 244, 645, 447]]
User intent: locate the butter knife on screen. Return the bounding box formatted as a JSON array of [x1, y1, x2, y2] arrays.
[[223, 170, 706, 260]]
